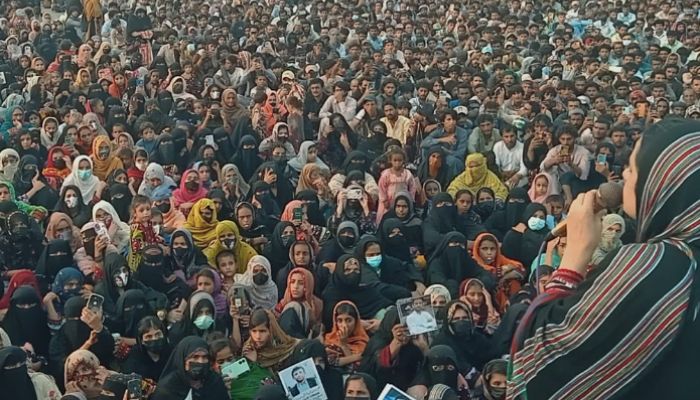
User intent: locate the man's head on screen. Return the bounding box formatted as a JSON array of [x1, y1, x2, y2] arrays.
[[292, 366, 306, 382]]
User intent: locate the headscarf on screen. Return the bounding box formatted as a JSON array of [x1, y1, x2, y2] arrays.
[[242, 309, 298, 369], [42, 145, 72, 182], [90, 136, 123, 181], [203, 220, 258, 271], [379, 218, 413, 262], [231, 135, 262, 182], [115, 289, 152, 338], [287, 141, 329, 173], [0, 269, 40, 309], [509, 120, 700, 399], [172, 169, 208, 206], [182, 198, 219, 248], [64, 350, 103, 398], [425, 284, 452, 305], [198, 268, 227, 318], [418, 145, 451, 189], [447, 153, 508, 200], [0, 346, 38, 400], [220, 163, 250, 200], [51, 267, 84, 302], [527, 172, 559, 204], [471, 232, 524, 279], [36, 239, 75, 289], [591, 213, 626, 266], [324, 300, 369, 356], [40, 116, 61, 147], [62, 155, 101, 205], [0, 149, 20, 182], [276, 267, 323, 323], [152, 186, 185, 231], [235, 255, 278, 309], [138, 162, 176, 198], [295, 164, 321, 195]]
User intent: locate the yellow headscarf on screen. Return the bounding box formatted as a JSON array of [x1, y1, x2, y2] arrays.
[[183, 198, 219, 248], [447, 153, 508, 200], [203, 220, 258, 273], [90, 135, 123, 181]]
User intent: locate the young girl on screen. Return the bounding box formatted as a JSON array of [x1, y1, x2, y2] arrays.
[[527, 172, 558, 203], [376, 148, 417, 223], [323, 301, 369, 372], [459, 278, 501, 335], [195, 268, 228, 318], [471, 233, 525, 313], [128, 195, 163, 270]]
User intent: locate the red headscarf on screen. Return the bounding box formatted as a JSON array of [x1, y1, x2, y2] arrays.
[[0, 270, 41, 310], [172, 169, 208, 206]]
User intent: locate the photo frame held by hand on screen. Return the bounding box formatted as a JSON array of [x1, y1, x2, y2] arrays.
[[278, 357, 328, 400], [396, 295, 438, 336], [378, 383, 416, 400]]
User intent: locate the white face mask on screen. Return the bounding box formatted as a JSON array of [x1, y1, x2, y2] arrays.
[[65, 196, 78, 208], [153, 224, 161, 235], [116, 271, 129, 287]]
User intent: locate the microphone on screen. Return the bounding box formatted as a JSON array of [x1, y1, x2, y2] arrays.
[[544, 182, 623, 240]]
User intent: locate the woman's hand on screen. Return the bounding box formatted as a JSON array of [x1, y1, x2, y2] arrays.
[[559, 191, 605, 275], [81, 307, 104, 332]]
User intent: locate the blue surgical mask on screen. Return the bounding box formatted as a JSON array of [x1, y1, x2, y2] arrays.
[[366, 255, 382, 268], [193, 315, 214, 330], [77, 169, 92, 181], [528, 216, 546, 231]]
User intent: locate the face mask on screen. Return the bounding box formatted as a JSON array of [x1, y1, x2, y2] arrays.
[[622, 39, 631, 46], [65, 196, 78, 208], [489, 386, 506, 400], [272, 155, 285, 163], [185, 181, 199, 191], [343, 271, 361, 287], [338, 235, 355, 248], [429, 363, 458, 387], [136, 161, 147, 171], [527, 216, 546, 231], [222, 238, 236, 249], [142, 337, 167, 353], [153, 224, 161, 235], [157, 202, 171, 213], [60, 288, 81, 302], [54, 159, 66, 169], [451, 319, 473, 337], [186, 361, 210, 380], [253, 272, 269, 285], [366, 255, 382, 268], [98, 149, 110, 159], [173, 247, 188, 259], [78, 169, 92, 181], [193, 315, 215, 330], [280, 234, 294, 247], [115, 272, 129, 288]]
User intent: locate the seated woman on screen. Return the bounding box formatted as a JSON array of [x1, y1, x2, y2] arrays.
[[430, 300, 493, 376], [62, 349, 111, 400], [459, 278, 501, 335], [324, 301, 369, 373], [378, 191, 424, 256], [234, 202, 271, 253], [501, 203, 549, 268], [122, 316, 172, 382], [242, 309, 299, 373], [322, 254, 393, 328], [61, 155, 105, 205], [276, 267, 323, 339], [359, 307, 424, 391], [355, 235, 422, 299], [471, 232, 526, 313], [182, 198, 219, 248], [92, 200, 131, 254], [471, 358, 508, 400], [0, 346, 61, 400], [454, 189, 487, 241], [203, 220, 258, 272], [328, 150, 379, 202], [90, 135, 123, 181], [12, 154, 58, 211], [168, 290, 221, 344], [427, 232, 494, 297], [484, 187, 530, 241], [152, 336, 228, 400], [447, 153, 508, 200], [287, 141, 330, 188], [55, 185, 93, 228], [422, 192, 458, 256], [590, 213, 625, 268], [263, 221, 296, 277], [407, 345, 471, 400], [173, 168, 208, 216], [327, 183, 377, 236], [0, 181, 48, 220], [231, 255, 276, 309]]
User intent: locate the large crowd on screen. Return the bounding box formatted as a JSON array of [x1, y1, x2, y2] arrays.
[[0, 0, 699, 398]]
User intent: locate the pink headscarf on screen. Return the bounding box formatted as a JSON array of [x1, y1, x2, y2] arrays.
[[527, 172, 559, 203], [172, 169, 208, 206]]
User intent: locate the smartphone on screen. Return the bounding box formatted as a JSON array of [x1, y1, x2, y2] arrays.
[[232, 288, 249, 313], [559, 146, 570, 157], [221, 358, 250, 379], [636, 102, 648, 118], [87, 293, 105, 313], [127, 379, 142, 399], [292, 207, 303, 221], [205, 135, 215, 147], [596, 154, 607, 164], [94, 222, 107, 236], [612, 165, 622, 176], [347, 188, 363, 200]]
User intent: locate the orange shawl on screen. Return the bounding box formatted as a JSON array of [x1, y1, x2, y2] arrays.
[[471, 232, 525, 279], [275, 267, 323, 324], [162, 197, 186, 231], [323, 300, 369, 356]]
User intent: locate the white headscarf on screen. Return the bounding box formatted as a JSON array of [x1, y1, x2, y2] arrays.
[[287, 140, 330, 173], [0, 148, 20, 182], [234, 255, 278, 309], [61, 155, 101, 204]]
